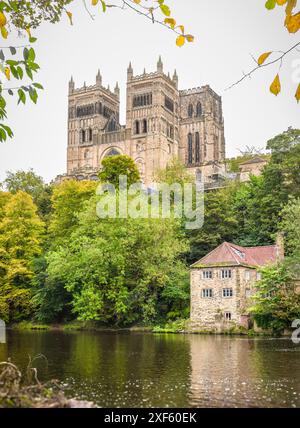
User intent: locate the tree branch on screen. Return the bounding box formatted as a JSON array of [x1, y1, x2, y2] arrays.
[[226, 41, 300, 91]]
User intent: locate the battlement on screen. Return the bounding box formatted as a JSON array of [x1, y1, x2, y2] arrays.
[[180, 85, 221, 100]]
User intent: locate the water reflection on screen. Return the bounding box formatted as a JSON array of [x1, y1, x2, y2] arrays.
[[0, 330, 299, 407]]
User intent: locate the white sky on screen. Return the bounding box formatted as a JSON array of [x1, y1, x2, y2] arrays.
[[0, 0, 299, 183]]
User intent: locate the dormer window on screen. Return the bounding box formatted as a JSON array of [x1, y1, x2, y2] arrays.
[[231, 247, 245, 260]]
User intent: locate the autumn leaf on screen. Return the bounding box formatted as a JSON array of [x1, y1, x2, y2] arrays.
[[270, 74, 281, 96], [285, 12, 300, 33], [295, 83, 300, 103], [0, 11, 6, 27], [176, 35, 185, 47], [4, 67, 10, 80], [66, 11, 73, 25], [258, 52, 272, 65]]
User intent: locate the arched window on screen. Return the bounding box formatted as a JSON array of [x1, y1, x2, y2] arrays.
[[107, 118, 117, 133], [188, 133, 193, 165], [135, 121, 140, 135], [195, 132, 200, 163], [143, 119, 147, 134], [196, 102, 202, 117], [80, 129, 86, 144], [89, 128, 93, 142], [188, 104, 193, 118], [105, 148, 121, 158]]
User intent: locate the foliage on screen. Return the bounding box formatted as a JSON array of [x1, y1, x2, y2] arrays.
[[99, 155, 141, 189], [250, 259, 300, 333], [1, 169, 52, 220], [280, 197, 300, 256], [0, 191, 44, 322], [44, 194, 188, 325], [48, 180, 97, 246]]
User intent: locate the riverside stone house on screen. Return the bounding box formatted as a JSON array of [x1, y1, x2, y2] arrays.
[[190, 240, 284, 330]]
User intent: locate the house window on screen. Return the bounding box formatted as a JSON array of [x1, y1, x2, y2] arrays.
[[244, 270, 251, 281], [224, 312, 232, 321], [188, 133, 193, 164], [203, 270, 212, 279], [202, 289, 213, 298], [256, 272, 262, 281], [222, 288, 233, 298], [221, 269, 232, 279], [245, 289, 251, 298], [195, 132, 200, 163], [188, 104, 193, 118]]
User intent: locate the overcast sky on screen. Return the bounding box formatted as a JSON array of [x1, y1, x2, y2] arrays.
[[0, 0, 299, 183]]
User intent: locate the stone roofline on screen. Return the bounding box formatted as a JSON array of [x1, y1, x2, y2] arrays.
[[70, 83, 119, 100], [180, 85, 221, 100], [130, 70, 177, 88]]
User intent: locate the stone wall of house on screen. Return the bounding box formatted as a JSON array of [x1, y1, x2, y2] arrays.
[[190, 266, 259, 330]]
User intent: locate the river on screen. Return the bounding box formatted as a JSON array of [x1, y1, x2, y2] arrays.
[[0, 330, 300, 408]]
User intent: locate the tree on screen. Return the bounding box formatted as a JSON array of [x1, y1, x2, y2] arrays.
[[280, 197, 300, 257], [250, 261, 300, 333], [186, 185, 238, 264], [99, 155, 141, 189], [0, 191, 44, 322], [2, 169, 52, 220], [48, 179, 97, 247], [43, 193, 188, 325]]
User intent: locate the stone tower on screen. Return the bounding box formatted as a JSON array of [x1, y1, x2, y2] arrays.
[[125, 57, 180, 183], [62, 59, 226, 186]]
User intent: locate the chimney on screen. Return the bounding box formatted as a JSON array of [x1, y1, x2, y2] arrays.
[[276, 232, 285, 262]]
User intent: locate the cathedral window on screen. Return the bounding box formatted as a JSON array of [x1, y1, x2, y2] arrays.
[[165, 96, 174, 112], [188, 104, 193, 118], [89, 128, 93, 142], [195, 132, 200, 163], [133, 93, 152, 108], [135, 121, 140, 135], [80, 129, 86, 144], [107, 118, 117, 133], [142, 119, 147, 134], [188, 133, 193, 165], [196, 102, 202, 117]]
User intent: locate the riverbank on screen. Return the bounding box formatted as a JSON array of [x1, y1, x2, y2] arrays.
[[9, 320, 280, 337]]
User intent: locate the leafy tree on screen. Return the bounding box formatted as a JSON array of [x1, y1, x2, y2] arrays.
[[44, 194, 188, 325], [280, 197, 300, 257], [250, 261, 300, 333], [155, 157, 194, 186], [0, 191, 44, 322], [99, 155, 141, 189], [48, 179, 97, 246], [2, 169, 52, 220], [186, 185, 238, 264]]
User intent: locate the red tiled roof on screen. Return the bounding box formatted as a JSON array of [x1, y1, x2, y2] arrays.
[[191, 242, 278, 268]]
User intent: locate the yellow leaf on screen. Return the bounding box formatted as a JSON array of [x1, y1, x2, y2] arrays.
[[133, 0, 141, 3], [270, 74, 281, 96], [295, 83, 300, 103], [1, 26, 8, 39], [176, 35, 185, 47], [0, 11, 6, 28], [178, 25, 185, 34], [258, 52, 272, 66], [4, 67, 10, 80], [186, 34, 194, 43], [66, 11, 73, 26], [285, 12, 300, 33], [164, 18, 176, 29], [92, 0, 99, 4], [26, 27, 31, 38]]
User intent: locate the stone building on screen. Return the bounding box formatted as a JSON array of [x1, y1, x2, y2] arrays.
[[61, 58, 226, 186], [190, 240, 284, 331], [239, 157, 268, 182]]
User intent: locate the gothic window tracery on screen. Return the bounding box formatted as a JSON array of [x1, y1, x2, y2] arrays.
[[135, 121, 140, 135], [195, 132, 200, 163], [188, 104, 193, 118], [142, 119, 147, 134], [196, 102, 202, 117]]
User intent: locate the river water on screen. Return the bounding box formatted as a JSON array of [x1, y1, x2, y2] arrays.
[[0, 330, 300, 408]]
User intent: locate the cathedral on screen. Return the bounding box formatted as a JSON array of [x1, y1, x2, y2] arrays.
[[62, 57, 226, 186]]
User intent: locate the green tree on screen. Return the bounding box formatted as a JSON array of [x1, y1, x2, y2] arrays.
[[99, 155, 141, 189], [280, 198, 300, 257], [44, 194, 188, 325], [0, 191, 44, 322], [2, 169, 52, 220], [48, 180, 97, 246]]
